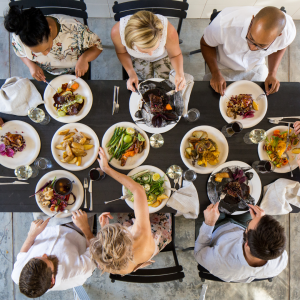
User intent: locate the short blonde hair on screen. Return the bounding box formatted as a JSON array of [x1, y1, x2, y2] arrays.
[[89, 223, 133, 273], [124, 11, 163, 50]]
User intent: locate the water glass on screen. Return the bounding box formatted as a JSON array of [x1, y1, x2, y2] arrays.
[[221, 121, 243, 138], [150, 134, 164, 148], [14, 165, 39, 180], [243, 129, 266, 144], [252, 160, 274, 174], [183, 169, 197, 182], [34, 157, 52, 170], [183, 108, 200, 122], [28, 107, 50, 125]]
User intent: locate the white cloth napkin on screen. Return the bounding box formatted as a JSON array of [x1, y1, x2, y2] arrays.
[[260, 178, 300, 215], [169, 70, 194, 116], [166, 180, 199, 219], [0, 77, 44, 116]]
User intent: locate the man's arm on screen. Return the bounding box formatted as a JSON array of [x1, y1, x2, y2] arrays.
[[20, 219, 50, 253], [200, 36, 226, 95], [265, 48, 287, 95]]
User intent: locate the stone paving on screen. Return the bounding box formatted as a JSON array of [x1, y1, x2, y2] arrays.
[[0, 17, 299, 300]]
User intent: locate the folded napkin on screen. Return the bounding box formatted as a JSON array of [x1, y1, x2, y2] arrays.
[[169, 70, 194, 116], [0, 77, 44, 116], [166, 180, 199, 219], [260, 178, 300, 215]]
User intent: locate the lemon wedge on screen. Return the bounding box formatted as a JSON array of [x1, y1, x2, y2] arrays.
[[253, 101, 259, 111], [152, 173, 161, 181]]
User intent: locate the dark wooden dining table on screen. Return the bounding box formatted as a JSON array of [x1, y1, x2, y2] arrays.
[[0, 79, 300, 214]]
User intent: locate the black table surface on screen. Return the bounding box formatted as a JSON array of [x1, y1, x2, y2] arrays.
[[0, 80, 300, 214]]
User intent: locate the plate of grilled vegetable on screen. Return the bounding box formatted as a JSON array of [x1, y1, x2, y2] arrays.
[[122, 165, 171, 213], [258, 125, 300, 173], [102, 122, 150, 170], [51, 123, 100, 171], [180, 126, 229, 174]]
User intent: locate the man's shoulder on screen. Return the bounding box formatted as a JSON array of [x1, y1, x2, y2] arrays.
[[218, 6, 261, 25]]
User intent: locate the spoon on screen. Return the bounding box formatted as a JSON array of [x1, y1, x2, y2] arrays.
[[67, 79, 76, 89], [255, 93, 267, 102]]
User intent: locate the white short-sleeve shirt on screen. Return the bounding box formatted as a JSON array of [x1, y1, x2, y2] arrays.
[[203, 7, 296, 71]]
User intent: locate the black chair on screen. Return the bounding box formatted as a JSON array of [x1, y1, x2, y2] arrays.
[[109, 213, 185, 283], [190, 6, 287, 56], [9, 0, 91, 79], [112, 0, 189, 80]]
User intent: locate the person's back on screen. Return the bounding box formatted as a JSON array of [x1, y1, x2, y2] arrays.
[[194, 203, 288, 283]]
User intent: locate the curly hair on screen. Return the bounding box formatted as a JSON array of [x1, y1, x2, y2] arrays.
[[90, 223, 133, 273], [124, 11, 163, 50]]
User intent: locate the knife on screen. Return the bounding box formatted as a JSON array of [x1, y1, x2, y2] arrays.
[[0, 176, 20, 179], [268, 116, 300, 120], [89, 179, 93, 211], [112, 86, 117, 115], [178, 175, 183, 189], [0, 181, 29, 185]]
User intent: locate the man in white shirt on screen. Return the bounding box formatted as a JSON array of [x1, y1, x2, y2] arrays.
[[11, 210, 96, 298], [194, 203, 288, 283], [201, 6, 296, 96]]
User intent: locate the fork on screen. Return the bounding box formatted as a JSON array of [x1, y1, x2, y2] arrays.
[[173, 177, 179, 189], [115, 86, 120, 114], [67, 79, 76, 89], [104, 194, 131, 204], [84, 178, 88, 209]]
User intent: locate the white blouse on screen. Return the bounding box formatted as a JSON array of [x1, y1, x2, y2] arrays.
[[120, 14, 168, 62]]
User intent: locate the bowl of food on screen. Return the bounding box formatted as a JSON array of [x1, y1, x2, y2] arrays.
[[53, 177, 73, 196]]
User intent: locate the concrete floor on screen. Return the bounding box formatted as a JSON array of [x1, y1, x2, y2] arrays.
[[0, 17, 300, 300]]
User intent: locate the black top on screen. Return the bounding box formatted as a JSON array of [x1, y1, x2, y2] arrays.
[[0, 80, 299, 214]]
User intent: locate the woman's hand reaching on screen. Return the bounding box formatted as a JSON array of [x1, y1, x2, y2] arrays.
[[99, 212, 113, 228], [97, 147, 110, 172]]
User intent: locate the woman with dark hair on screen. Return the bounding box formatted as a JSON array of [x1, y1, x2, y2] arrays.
[[4, 6, 103, 80]]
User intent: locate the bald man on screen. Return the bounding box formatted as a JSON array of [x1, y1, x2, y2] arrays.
[[201, 6, 296, 96]]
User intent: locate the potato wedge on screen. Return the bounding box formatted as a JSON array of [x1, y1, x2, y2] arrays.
[[185, 147, 192, 156], [66, 144, 73, 157], [151, 200, 162, 207], [62, 151, 68, 159], [68, 157, 78, 164], [76, 157, 82, 166], [71, 142, 84, 150], [72, 148, 87, 157], [63, 132, 75, 140], [58, 129, 70, 135], [80, 132, 91, 140], [83, 144, 94, 150], [61, 154, 74, 163], [184, 151, 190, 159], [79, 137, 87, 145], [55, 145, 65, 150], [192, 131, 205, 139], [292, 148, 300, 154]]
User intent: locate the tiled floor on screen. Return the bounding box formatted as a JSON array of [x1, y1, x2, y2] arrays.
[[0, 17, 299, 300]]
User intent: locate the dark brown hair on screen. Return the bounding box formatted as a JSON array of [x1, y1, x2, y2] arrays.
[[19, 258, 52, 298], [246, 215, 286, 260]]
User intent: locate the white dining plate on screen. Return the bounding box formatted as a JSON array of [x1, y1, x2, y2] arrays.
[[0, 120, 41, 169], [219, 80, 268, 129], [43, 74, 93, 123], [51, 123, 100, 171], [208, 161, 261, 215], [258, 125, 298, 173], [180, 125, 229, 174], [102, 122, 150, 170], [129, 78, 181, 134], [122, 165, 171, 213], [35, 170, 84, 218]]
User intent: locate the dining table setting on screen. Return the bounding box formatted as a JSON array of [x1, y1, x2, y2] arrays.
[[1, 75, 300, 218]]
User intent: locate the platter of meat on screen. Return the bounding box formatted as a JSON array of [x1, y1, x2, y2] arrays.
[[102, 122, 150, 170], [129, 78, 184, 134], [0, 120, 41, 169], [207, 161, 261, 215], [44, 75, 93, 123], [34, 170, 83, 218], [219, 80, 267, 129]]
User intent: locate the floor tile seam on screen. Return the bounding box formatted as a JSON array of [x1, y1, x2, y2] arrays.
[[12, 213, 15, 300], [200, 0, 209, 18], [288, 213, 290, 300], [8, 32, 11, 77], [288, 45, 290, 82]]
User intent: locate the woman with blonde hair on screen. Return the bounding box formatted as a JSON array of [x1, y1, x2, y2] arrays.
[[111, 10, 186, 92], [77, 147, 172, 274]]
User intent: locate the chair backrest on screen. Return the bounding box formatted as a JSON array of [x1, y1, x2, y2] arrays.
[[109, 213, 185, 283], [9, 0, 88, 25], [112, 0, 189, 37]]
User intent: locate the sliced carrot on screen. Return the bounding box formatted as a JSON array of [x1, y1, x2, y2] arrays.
[[273, 130, 280, 136], [71, 82, 79, 91], [165, 104, 172, 110], [66, 88, 72, 91], [123, 150, 135, 158]]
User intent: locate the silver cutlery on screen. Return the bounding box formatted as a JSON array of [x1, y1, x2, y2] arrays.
[[268, 116, 300, 120], [45, 80, 57, 92], [115, 86, 120, 114], [0, 181, 29, 185], [104, 194, 131, 204], [89, 179, 93, 211], [283, 122, 293, 177], [83, 178, 88, 209], [166, 89, 177, 96], [178, 175, 183, 189], [164, 187, 192, 197], [255, 92, 267, 102], [0, 176, 20, 180], [67, 79, 76, 89], [173, 177, 179, 189], [133, 83, 141, 96], [51, 211, 60, 218], [269, 119, 295, 125], [112, 86, 117, 115]]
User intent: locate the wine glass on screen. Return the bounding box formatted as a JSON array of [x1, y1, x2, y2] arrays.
[[28, 107, 50, 125], [252, 160, 274, 174], [150, 134, 164, 148], [14, 165, 39, 180], [221, 121, 243, 137], [243, 129, 266, 144]]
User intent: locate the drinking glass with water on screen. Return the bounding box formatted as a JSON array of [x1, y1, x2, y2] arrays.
[[34, 158, 52, 170], [243, 129, 266, 144], [183, 169, 197, 182], [28, 107, 50, 125], [183, 108, 200, 122]]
